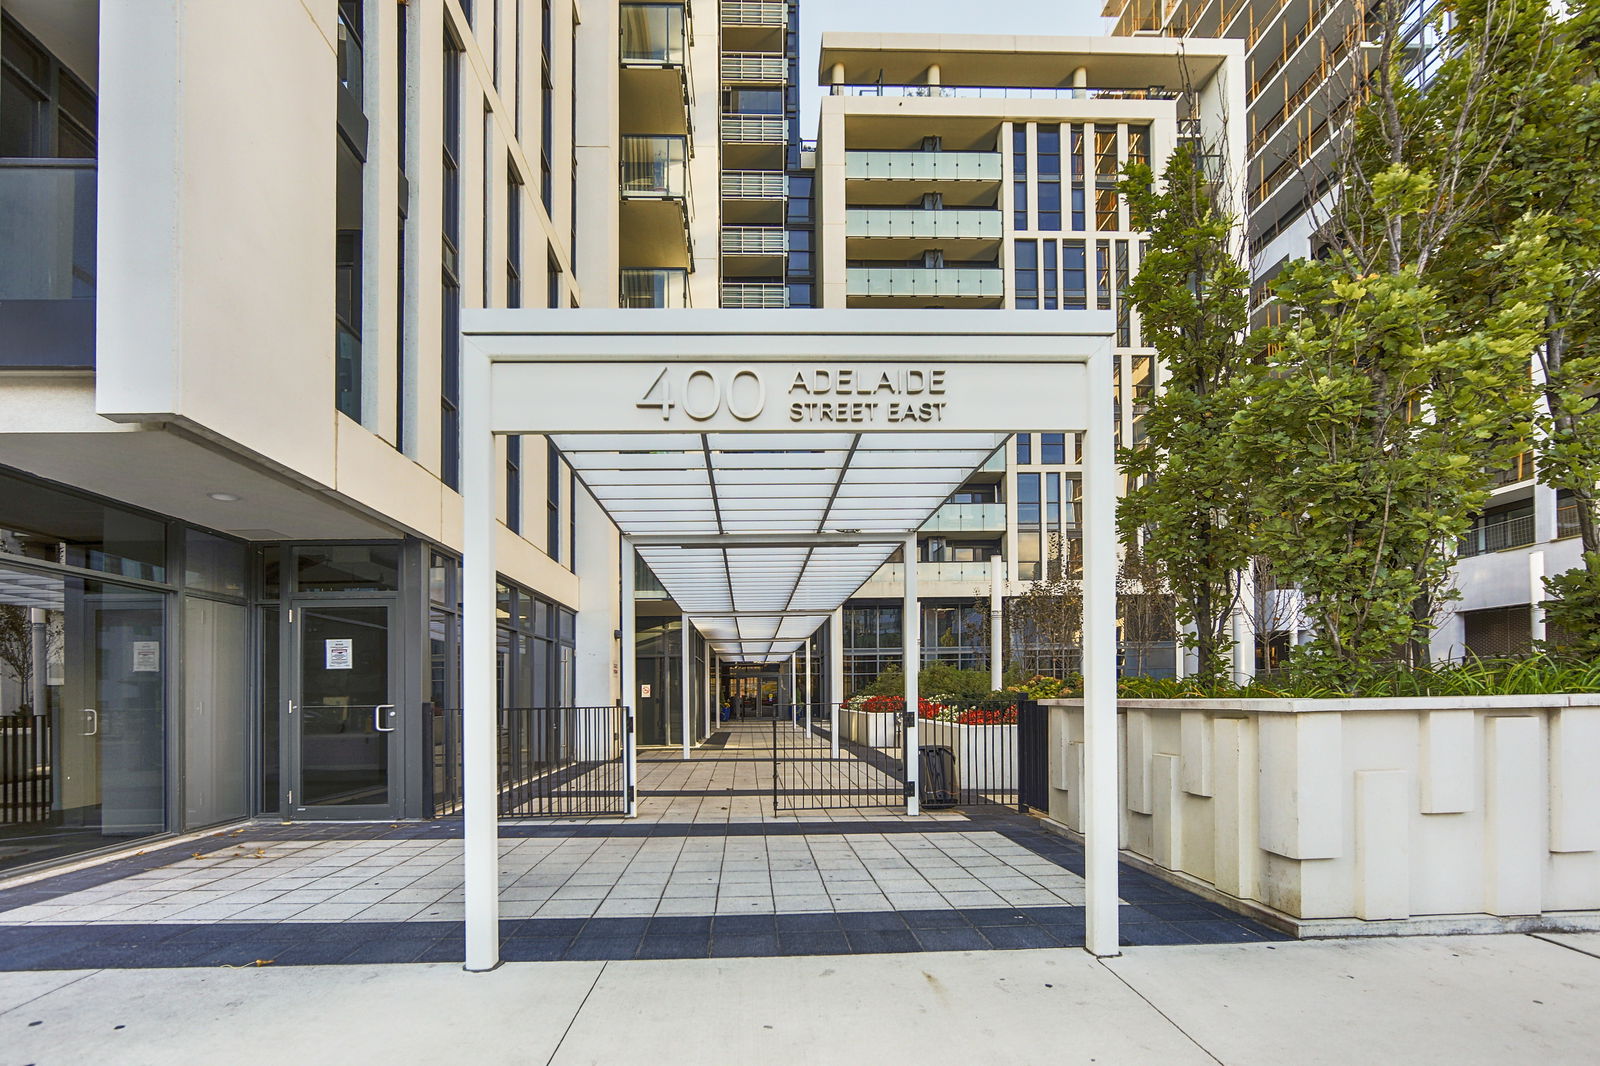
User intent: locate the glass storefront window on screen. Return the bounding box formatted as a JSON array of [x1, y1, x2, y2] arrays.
[[0, 468, 168, 583], [184, 530, 246, 598], [295, 545, 399, 592], [0, 560, 166, 875]]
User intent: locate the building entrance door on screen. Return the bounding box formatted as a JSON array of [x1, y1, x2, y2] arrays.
[[289, 602, 402, 819], [722, 666, 781, 720]]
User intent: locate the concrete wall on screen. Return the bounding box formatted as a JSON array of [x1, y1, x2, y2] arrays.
[[1043, 696, 1600, 929]]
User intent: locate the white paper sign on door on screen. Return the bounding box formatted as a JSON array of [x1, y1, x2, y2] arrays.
[[132, 641, 160, 672], [325, 638, 354, 670], [640, 683, 652, 698]]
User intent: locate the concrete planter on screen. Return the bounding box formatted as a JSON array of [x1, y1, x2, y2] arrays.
[[1041, 694, 1600, 934], [920, 719, 1016, 791], [840, 708, 898, 748]]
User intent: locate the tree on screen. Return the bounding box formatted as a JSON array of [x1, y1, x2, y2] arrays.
[[1005, 534, 1082, 679], [1243, 0, 1547, 679], [1431, 0, 1600, 655], [1119, 136, 1255, 683]]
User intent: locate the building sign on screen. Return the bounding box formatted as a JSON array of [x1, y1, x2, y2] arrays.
[[325, 639, 354, 670], [490, 359, 1090, 434]]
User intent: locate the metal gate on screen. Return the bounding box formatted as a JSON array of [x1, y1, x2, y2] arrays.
[[772, 703, 905, 812], [1017, 699, 1049, 813], [428, 705, 631, 818]]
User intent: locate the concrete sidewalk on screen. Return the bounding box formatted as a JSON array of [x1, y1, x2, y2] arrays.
[[2, 933, 1597, 1065]]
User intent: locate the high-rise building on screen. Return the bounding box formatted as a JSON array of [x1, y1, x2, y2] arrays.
[[811, 33, 1244, 691]]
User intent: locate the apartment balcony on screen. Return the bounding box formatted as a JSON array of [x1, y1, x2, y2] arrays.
[[721, 113, 786, 169], [721, 226, 785, 277], [865, 561, 1000, 589], [845, 207, 1002, 259], [722, 282, 788, 308], [721, 51, 787, 83], [619, 136, 691, 269], [846, 266, 1003, 308], [844, 150, 1003, 209], [921, 502, 1006, 533], [721, 170, 786, 225], [621, 268, 690, 309], [1459, 511, 1536, 559], [620, 3, 690, 136], [721, 0, 786, 51], [0, 160, 96, 369]]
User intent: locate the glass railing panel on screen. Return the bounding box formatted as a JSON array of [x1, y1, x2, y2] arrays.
[[846, 208, 1002, 239], [620, 3, 687, 66], [846, 267, 1003, 298], [620, 268, 689, 308], [620, 135, 688, 198], [845, 151, 1003, 182], [922, 503, 1006, 532], [0, 161, 96, 301]]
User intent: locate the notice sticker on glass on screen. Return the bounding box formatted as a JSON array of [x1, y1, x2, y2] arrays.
[[132, 641, 160, 673], [640, 683, 652, 698], [325, 638, 354, 670]]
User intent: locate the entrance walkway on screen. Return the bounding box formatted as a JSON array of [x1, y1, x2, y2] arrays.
[[0, 723, 1284, 968]]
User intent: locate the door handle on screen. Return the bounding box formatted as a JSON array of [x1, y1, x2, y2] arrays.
[[374, 704, 397, 733], [82, 708, 98, 736]]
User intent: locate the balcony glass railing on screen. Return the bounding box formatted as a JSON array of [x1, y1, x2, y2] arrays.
[[620, 135, 688, 198], [847, 267, 1003, 299], [922, 503, 1006, 532], [620, 3, 687, 66], [846, 208, 1002, 240], [621, 268, 689, 308], [845, 151, 1002, 182], [0, 160, 96, 368]]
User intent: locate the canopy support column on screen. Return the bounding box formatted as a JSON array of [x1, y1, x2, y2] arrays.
[[989, 554, 1004, 691], [903, 533, 920, 817], [681, 615, 691, 760], [621, 539, 638, 817], [462, 346, 500, 972], [1082, 350, 1121, 958], [829, 608, 844, 759]]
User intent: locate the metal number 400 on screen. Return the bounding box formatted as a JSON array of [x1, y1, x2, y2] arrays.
[[636, 367, 766, 423]]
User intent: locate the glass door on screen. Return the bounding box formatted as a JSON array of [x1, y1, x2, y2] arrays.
[[290, 602, 400, 818]]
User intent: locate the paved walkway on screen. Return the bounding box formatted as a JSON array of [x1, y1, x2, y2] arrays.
[[0, 722, 1281, 968], [3, 934, 1598, 1064]]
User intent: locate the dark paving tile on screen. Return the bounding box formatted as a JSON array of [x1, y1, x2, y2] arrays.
[[964, 908, 1032, 927], [977, 924, 1061, 950], [312, 936, 431, 966], [646, 915, 712, 936], [1184, 919, 1282, 943], [1132, 901, 1228, 923], [413, 940, 465, 964], [510, 917, 588, 938], [710, 933, 778, 958], [776, 931, 849, 957], [898, 908, 969, 930], [562, 936, 640, 961], [712, 914, 776, 936], [911, 926, 991, 952], [1119, 923, 1203, 947], [635, 933, 709, 960], [501, 936, 572, 962], [835, 911, 907, 932], [842, 929, 920, 955], [775, 912, 840, 933], [584, 917, 651, 938]]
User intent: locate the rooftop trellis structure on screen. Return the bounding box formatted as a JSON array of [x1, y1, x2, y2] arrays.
[[458, 309, 1120, 968]]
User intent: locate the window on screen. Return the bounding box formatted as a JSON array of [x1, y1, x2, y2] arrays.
[[1063, 241, 1086, 310], [506, 435, 522, 533], [1016, 433, 1032, 464], [1043, 241, 1058, 309], [1116, 240, 1132, 345], [0, 14, 97, 158], [547, 250, 562, 308], [547, 443, 562, 564], [1095, 125, 1119, 231], [396, 0, 411, 452], [1037, 124, 1061, 231], [1070, 125, 1086, 230], [334, 1, 366, 422], [540, 0, 553, 211], [506, 162, 523, 307], [441, 27, 463, 489], [1014, 239, 1038, 309], [1018, 473, 1042, 580], [1041, 433, 1066, 465], [1012, 125, 1028, 231]]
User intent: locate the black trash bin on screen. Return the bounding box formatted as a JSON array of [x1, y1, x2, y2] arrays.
[[918, 745, 959, 809]]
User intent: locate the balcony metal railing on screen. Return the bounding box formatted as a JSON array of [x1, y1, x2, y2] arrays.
[[620, 2, 687, 66], [721, 114, 786, 143], [721, 170, 787, 199], [722, 1, 787, 27], [846, 208, 1002, 240], [722, 51, 787, 82], [1557, 501, 1585, 540], [1458, 511, 1536, 558], [0, 160, 97, 369], [922, 503, 1006, 533], [722, 283, 788, 308], [721, 226, 786, 254], [845, 151, 1002, 182], [620, 135, 689, 199], [846, 267, 1003, 299], [621, 268, 690, 308], [1492, 450, 1535, 487]]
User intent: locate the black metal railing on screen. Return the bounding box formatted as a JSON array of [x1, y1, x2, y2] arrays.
[[913, 695, 1020, 809], [425, 705, 628, 818], [772, 702, 904, 812], [1, 714, 52, 825], [1017, 700, 1049, 814]]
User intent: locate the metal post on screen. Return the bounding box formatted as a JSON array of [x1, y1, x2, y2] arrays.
[[829, 608, 844, 759], [903, 533, 920, 816], [461, 345, 500, 972], [680, 613, 691, 760], [989, 554, 1004, 691], [803, 636, 813, 733], [1082, 349, 1121, 958], [621, 539, 638, 817]]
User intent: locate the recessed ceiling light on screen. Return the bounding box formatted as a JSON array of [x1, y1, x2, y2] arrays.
[[208, 492, 241, 502]]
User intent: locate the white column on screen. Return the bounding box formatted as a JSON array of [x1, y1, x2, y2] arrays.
[[829, 608, 844, 759], [1082, 347, 1121, 958], [1233, 567, 1257, 685], [621, 540, 638, 817], [1530, 551, 1547, 646], [989, 554, 1004, 690], [903, 534, 921, 816], [804, 637, 813, 733], [680, 614, 692, 760], [705, 650, 715, 737], [461, 345, 500, 972]]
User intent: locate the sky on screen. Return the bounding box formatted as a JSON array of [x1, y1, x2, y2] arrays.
[[798, 0, 1112, 135]]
